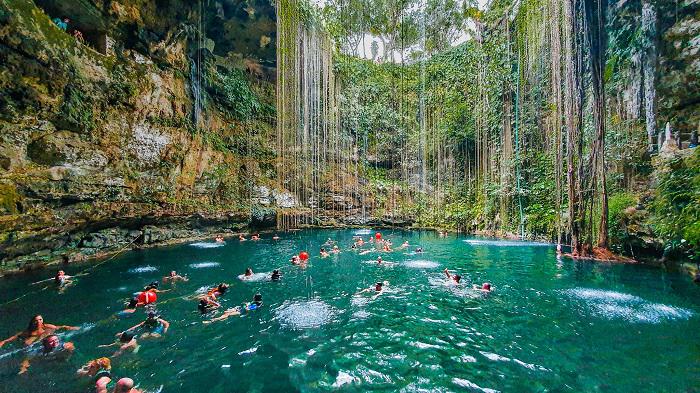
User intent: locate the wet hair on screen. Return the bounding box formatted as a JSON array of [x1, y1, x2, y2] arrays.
[[147, 311, 158, 319], [144, 281, 159, 290], [27, 315, 42, 332], [198, 299, 211, 313], [253, 293, 263, 305], [245, 267, 253, 275], [483, 283, 491, 291], [127, 298, 138, 309], [454, 275, 462, 283], [320, 248, 326, 252], [218, 283, 229, 293], [119, 331, 135, 342]]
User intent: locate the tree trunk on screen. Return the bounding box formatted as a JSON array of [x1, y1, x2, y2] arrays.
[[642, 0, 658, 152]]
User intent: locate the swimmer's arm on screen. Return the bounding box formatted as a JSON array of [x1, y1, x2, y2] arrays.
[[0, 332, 21, 347], [98, 341, 119, 348], [59, 325, 80, 331], [159, 319, 170, 333], [124, 321, 145, 332], [443, 269, 452, 279]]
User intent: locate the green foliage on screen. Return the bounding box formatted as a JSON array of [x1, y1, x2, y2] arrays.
[[59, 83, 95, 132], [208, 67, 262, 122], [651, 150, 700, 261], [608, 192, 638, 252]]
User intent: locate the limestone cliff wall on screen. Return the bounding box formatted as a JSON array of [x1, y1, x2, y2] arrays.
[[0, 0, 277, 271]]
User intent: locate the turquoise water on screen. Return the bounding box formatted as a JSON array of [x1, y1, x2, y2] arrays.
[[0, 229, 699, 392]]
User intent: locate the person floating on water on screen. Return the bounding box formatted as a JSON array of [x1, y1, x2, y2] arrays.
[[76, 357, 111, 379], [122, 312, 169, 339], [0, 315, 78, 348], [290, 255, 301, 265], [203, 293, 263, 324], [163, 270, 188, 283], [243, 267, 254, 278], [98, 331, 139, 357], [54, 270, 74, 288], [116, 298, 139, 318], [251, 233, 260, 241], [95, 376, 143, 393], [320, 248, 330, 258], [377, 256, 383, 265], [271, 269, 282, 281], [19, 334, 75, 374], [443, 268, 462, 284], [383, 242, 392, 252], [203, 283, 229, 302], [358, 282, 388, 300], [398, 241, 409, 249], [239, 234, 247, 241], [332, 245, 341, 254], [214, 234, 225, 243], [198, 298, 220, 314], [473, 282, 492, 293]]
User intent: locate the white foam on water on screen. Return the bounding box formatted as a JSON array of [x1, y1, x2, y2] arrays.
[[464, 239, 552, 247], [128, 266, 157, 273], [275, 300, 335, 329], [333, 371, 360, 388], [480, 351, 549, 372], [452, 378, 500, 393], [412, 341, 442, 350], [561, 288, 694, 323], [237, 272, 270, 282], [453, 355, 477, 363], [354, 229, 373, 235], [189, 261, 221, 269], [403, 260, 440, 269], [238, 346, 258, 356], [189, 242, 225, 249], [194, 286, 210, 294]]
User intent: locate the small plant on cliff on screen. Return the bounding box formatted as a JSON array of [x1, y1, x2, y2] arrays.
[[208, 67, 261, 121], [59, 84, 95, 132]]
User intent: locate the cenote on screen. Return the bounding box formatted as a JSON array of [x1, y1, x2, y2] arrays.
[[0, 229, 699, 392]]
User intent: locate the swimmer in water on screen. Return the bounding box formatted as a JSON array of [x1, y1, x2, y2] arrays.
[[351, 243, 357, 250], [320, 248, 330, 258], [95, 376, 143, 393], [98, 331, 139, 357], [398, 241, 409, 249], [377, 256, 383, 265], [415, 247, 423, 253], [472, 282, 492, 293], [203, 283, 229, 301], [198, 298, 220, 314], [243, 267, 254, 278], [251, 233, 260, 241], [290, 255, 301, 265], [239, 234, 247, 241], [203, 293, 263, 324], [358, 282, 388, 300], [54, 270, 74, 288], [77, 357, 111, 379], [443, 268, 462, 284], [214, 234, 225, 243], [19, 334, 75, 374], [383, 242, 392, 252], [271, 269, 282, 281], [162, 271, 188, 283], [143, 281, 170, 293], [272, 234, 280, 240], [116, 298, 139, 318], [332, 245, 341, 254], [123, 312, 169, 339], [0, 315, 79, 348]]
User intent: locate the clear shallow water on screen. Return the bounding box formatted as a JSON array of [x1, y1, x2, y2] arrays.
[[0, 229, 699, 392]]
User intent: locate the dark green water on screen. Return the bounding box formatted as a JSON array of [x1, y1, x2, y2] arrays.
[[0, 229, 699, 392]]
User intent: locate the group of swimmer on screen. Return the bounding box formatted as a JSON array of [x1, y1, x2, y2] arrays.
[[0, 230, 490, 391]]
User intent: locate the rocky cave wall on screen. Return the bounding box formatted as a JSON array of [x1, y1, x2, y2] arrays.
[[0, 0, 278, 271]]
